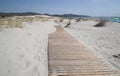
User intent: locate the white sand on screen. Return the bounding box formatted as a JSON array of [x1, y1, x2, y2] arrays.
[[1, 16, 120, 76], [63, 20, 120, 69], [0, 18, 57, 76]]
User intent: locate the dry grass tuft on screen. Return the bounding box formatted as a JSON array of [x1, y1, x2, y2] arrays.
[[69, 17, 73, 20], [59, 18, 63, 22], [41, 18, 49, 22], [6, 19, 15, 28], [15, 20, 23, 28], [0, 19, 4, 27], [5, 17, 23, 28], [76, 18, 81, 22], [0, 16, 25, 31], [94, 19, 106, 27], [27, 17, 34, 23], [0, 19, 4, 31], [64, 21, 71, 28]]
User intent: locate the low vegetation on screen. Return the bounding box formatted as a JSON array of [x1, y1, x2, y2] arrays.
[[76, 18, 81, 22], [0, 17, 23, 30], [69, 17, 73, 20], [0, 19, 4, 31], [41, 18, 49, 22], [0, 15, 51, 31], [94, 19, 106, 27], [0, 19, 4, 27], [59, 18, 63, 22], [64, 21, 71, 28], [26, 17, 34, 23], [15, 20, 22, 28], [6, 18, 15, 28], [112, 54, 120, 59]]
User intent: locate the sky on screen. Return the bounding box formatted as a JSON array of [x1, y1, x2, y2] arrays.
[[0, 0, 120, 16]]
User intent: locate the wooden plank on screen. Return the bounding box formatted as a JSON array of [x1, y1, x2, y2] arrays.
[[48, 26, 119, 76]]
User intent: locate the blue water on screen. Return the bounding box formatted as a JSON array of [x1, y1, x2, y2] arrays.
[[67, 16, 120, 23], [93, 17, 120, 23]]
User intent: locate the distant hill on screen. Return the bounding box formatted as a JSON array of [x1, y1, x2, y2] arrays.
[[0, 12, 90, 18], [63, 14, 90, 18], [51, 14, 91, 18], [0, 12, 41, 17]]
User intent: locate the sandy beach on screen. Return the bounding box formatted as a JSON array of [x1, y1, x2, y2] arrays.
[[62, 20, 120, 69], [1, 0, 120, 75], [0, 15, 120, 76], [0, 16, 57, 76]]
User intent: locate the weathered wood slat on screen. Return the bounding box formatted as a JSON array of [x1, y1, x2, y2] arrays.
[[49, 65, 110, 69]]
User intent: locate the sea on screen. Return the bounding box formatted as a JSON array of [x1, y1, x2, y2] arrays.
[[66, 16, 120, 23], [92, 17, 120, 22]]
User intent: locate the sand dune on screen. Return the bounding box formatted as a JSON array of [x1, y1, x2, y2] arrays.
[[64, 20, 120, 69], [0, 16, 120, 76], [0, 16, 57, 76]]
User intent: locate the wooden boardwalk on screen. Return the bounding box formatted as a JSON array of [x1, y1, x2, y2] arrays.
[[48, 26, 119, 76]]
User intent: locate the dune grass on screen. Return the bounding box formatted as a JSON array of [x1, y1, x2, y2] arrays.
[[64, 21, 71, 28], [27, 17, 33, 23], [0, 15, 51, 31], [60, 18, 63, 22], [6, 19, 15, 28], [76, 18, 81, 22], [0, 19, 4, 27], [3, 17, 23, 29], [94, 19, 106, 27], [69, 17, 73, 20], [15, 20, 23, 28], [0, 19, 4, 31], [41, 18, 49, 22]]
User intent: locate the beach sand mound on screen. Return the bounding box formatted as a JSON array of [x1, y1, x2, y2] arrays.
[[0, 16, 57, 76], [65, 20, 120, 69]]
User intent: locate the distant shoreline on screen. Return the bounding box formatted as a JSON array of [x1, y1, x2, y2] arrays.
[[0, 12, 120, 23]]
